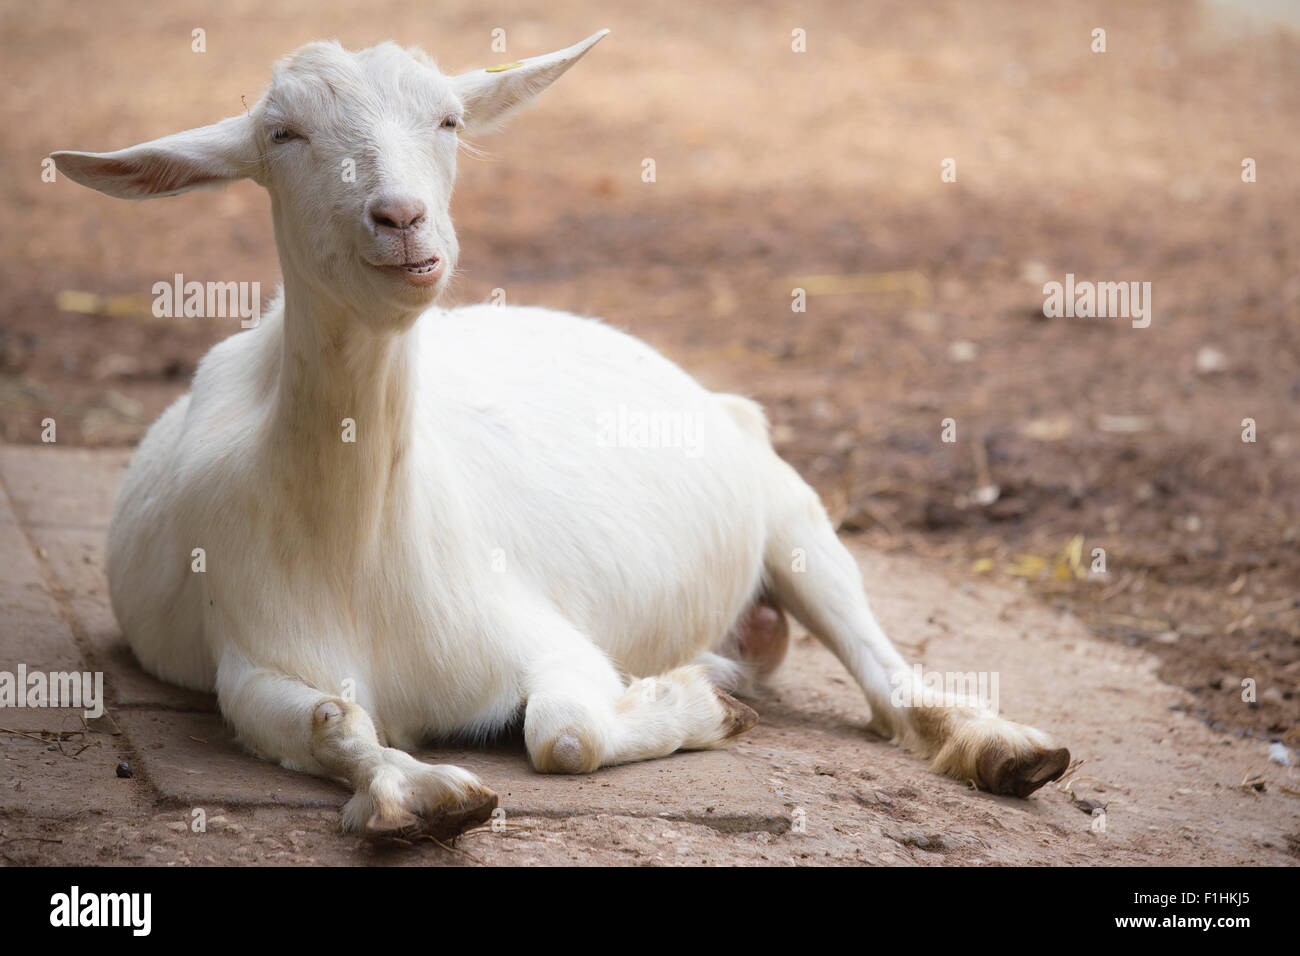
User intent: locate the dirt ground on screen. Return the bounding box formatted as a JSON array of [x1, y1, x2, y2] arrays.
[[1, 0, 1298, 864]]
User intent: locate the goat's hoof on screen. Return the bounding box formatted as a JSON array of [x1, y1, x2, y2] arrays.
[[364, 787, 499, 842], [715, 689, 759, 739], [349, 757, 500, 842], [977, 744, 1070, 798]]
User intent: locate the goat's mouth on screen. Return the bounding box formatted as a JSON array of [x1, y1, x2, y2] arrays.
[[369, 256, 444, 287]]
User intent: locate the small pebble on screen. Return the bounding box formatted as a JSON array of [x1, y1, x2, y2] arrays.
[[116, 761, 133, 778], [1195, 346, 1227, 374]]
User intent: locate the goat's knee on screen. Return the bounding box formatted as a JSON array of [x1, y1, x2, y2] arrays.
[[525, 694, 604, 774], [309, 698, 381, 781], [532, 727, 601, 774]]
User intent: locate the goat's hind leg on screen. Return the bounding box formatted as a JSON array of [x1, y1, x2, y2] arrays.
[[760, 459, 1070, 797], [216, 651, 498, 838]]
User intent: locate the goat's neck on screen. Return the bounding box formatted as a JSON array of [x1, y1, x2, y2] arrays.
[[268, 272, 417, 547]]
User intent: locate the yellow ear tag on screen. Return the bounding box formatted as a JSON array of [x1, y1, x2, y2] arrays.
[[485, 61, 524, 72]]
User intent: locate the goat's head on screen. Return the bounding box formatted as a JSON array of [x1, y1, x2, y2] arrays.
[[52, 31, 608, 322]]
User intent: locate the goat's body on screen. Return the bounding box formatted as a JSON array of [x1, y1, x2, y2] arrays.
[[109, 302, 771, 750]]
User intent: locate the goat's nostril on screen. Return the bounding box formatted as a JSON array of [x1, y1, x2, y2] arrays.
[[368, 197, 427, 232]]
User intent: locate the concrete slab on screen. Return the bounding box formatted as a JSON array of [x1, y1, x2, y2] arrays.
[[0, 500, 83, 673], [26, 522, 213, 711], [111, 708, 346, 809], [0, 445, 129, 530], [113, 703, 786, 827]]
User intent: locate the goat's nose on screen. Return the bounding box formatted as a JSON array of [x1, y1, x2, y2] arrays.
[[368, 194, 426, 232]]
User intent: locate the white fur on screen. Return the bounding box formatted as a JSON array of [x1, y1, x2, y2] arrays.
[[53, 32, 1067, 833]]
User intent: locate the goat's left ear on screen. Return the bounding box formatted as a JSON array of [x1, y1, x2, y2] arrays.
[[50, 114, 260, 200], [452, 29, 609, 134]]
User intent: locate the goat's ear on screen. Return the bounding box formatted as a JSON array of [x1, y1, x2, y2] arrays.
[[452, 29, 609, 134], [50, 114, 259, 200]]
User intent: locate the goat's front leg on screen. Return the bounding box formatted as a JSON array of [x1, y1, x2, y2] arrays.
[[216, 651, 497, 837], [523, 621, 757, 774]]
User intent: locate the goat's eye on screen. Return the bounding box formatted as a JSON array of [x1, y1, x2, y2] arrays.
[[440, 115, 463, 132], [271, 127, 297, 144]]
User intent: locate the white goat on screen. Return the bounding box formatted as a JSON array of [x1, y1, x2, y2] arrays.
[[53, 31, 1069, 838]]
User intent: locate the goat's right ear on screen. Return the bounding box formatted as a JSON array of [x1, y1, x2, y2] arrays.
[[51, 114, 259, 200], [452, 29, 609, 134]]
